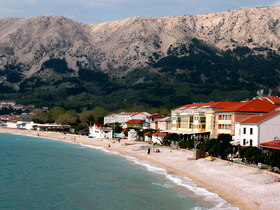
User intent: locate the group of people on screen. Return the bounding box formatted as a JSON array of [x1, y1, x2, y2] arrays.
[[147, 148, 161, 155]]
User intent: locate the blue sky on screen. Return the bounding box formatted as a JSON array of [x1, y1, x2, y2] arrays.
[[0, 0, 279, 24]]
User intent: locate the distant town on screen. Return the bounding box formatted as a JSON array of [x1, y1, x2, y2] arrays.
[[1, 94, 280, 172]]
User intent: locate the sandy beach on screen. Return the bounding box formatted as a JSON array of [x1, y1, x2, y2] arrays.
[[1, 128, 280, 210]]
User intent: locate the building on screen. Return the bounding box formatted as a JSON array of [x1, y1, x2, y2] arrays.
[[89, 123, 113, 139], [171, 101, 239, 138], [13, 104, 24, 111], [215, 98, 278, 138], [151, 132, 167, 144], [125, 119, 143, 128], [157, 117, 171, 131], [145, 114, 166, 128], [0, 115, 11, 121], [104, 112, 150, 127], [0, 100, 16, 106], [236, 110, 280, 147]]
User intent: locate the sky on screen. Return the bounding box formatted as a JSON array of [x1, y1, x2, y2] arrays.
[[0, 0, 279, 24]]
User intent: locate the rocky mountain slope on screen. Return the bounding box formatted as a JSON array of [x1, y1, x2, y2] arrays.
[[1, 6, 280, 76], [0, 6, 280, 109]]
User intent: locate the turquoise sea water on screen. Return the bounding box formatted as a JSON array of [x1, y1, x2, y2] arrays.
[[0, 133, 235, 209]]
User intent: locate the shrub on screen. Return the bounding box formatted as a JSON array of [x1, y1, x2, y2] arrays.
[[240, 146, 262, 163]]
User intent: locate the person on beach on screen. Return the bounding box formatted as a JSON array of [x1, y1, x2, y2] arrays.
[[108, 144, 111, 147], [147, 148, 151, 155]]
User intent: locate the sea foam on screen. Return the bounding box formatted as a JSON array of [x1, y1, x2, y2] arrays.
[[79, 143, 239, 210]]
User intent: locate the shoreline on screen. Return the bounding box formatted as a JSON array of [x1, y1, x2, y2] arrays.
[[1, 128, 280, 209]]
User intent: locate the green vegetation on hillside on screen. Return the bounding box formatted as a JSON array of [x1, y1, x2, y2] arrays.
[[0, 39, 279, 111]]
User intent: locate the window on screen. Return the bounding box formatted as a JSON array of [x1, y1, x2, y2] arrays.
[[250, 128, 253, 135], [243, 139, 246, 145], [250, 139, 253, 146], [243, 127, 246, 134]]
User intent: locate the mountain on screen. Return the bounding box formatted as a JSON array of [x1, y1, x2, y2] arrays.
[[0, 6, 280, 110]]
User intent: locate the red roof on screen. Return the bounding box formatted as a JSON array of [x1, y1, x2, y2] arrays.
[[144, 132, 152, 136], [259, 139, 280, 150], [241, 110, 280, 124], [13, 104, 23, 107], [211, 101, 241, 109], [172, 101, 239, 111], [93, 122, 103, 127], [147, 114, 166, 119], [216, 98, 278, 113], [126, 119, 143, 124], [152, 132, 167, 136], [262, 96, 280, 105]]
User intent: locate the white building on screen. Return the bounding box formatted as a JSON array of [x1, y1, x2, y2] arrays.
[[151, 132, 167, 144], [128, 129, 138, 141], [104, 112, 150, 127], [89, 123, 113, 139], [238, 110, 280, 147]]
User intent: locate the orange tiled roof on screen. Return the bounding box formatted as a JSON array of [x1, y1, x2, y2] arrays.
[[240, 110, 280, 124], [262, 96, 280, 105], [152, 132, 167, 136], [259, 139, 280, 150], [126, 119, 143, 124], [211, 101, 241, 109], [216, 98, 277, 113], [172, 101, 240, 111]]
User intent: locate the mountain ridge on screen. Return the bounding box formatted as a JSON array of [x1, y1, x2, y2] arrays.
[[0, 6, 280, 110]]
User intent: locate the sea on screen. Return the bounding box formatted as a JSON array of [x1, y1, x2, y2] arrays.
[[0, 133, 238, 210]]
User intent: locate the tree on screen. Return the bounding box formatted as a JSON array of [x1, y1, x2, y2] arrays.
[[92, 106, 107, 123], [201, 134, 233, 159], [269, 150, 280, 168], [79, 110, 94, 125], [48, 106, 65, 122], [30, 109, 48, 123], [56, 110, 77, 125], [240, 146, 262, 163]]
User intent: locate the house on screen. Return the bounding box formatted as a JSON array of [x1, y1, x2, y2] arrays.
[[0, 115, 11, 121], [215, 98, 278, 138], [13, 104, 24, 111], [151, 132, 167, 144], [150, 117, 171, 130], [150, 119, 159, 130], [236, 110, 280, 147], [171, 101, 239, 138], [89, 123, 113, 139], [125, 119, 143, 128], [0, 100, 16, 106], [144, 132, 152, 141], [128, 129, 138, 140], [104, 112, 150, 127], [15, 121, 36, 130], [157, 117, 171, 131], [145, 114, 166, 128]]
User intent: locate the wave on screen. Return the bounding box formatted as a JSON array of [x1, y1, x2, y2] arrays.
[[78, 143, 238, 210]]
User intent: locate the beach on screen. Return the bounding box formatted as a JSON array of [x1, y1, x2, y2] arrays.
[[1, 128, 280, 210]]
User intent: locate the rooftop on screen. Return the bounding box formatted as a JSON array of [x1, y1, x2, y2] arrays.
[[240, 110, 280, 124], [126, 119, 143, 124], [216, 98, 278, 113], [152, 132, 167, 136], [259, 139, 280, 150]]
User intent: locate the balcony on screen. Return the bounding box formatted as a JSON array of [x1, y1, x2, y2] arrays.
[[218, 120, 232, 125]]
